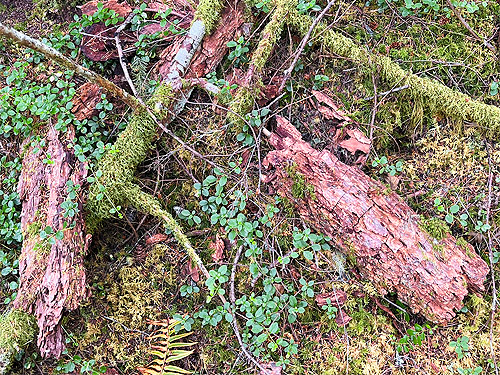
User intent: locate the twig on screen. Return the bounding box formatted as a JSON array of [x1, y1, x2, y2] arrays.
[[229, 246, 271, 375], [0, 22, 143, 112], [485, 141, 499, 375], [445, 0, 496, 54], [115, 13, 140, 98], [363, 84, 409, 101], [277, 0, 337, 95]]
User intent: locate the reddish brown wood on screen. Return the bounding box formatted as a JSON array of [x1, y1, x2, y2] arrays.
[[158, 3, 245, 80], [262, 116, 489, 324], [13, 125, 90, 358]]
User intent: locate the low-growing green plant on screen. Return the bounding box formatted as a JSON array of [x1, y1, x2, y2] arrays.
[[297, 0, 321, 13], [372, 156, 403, 176], [255, 0, 272, 13], [178, 168, 332, 366], [392, 324, 433, 353], [237, 108, 271, 146], [450, 335, 470, 359], [313, 74, 329, 89], [227, 36, 250, 66]]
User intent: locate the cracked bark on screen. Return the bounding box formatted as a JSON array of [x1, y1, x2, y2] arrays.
[[262, 116, 489, 324], [13, 125, 89, 358]]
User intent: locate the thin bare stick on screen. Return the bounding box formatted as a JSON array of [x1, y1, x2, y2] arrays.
[[485, 141, 499, 375], [115, 13, 139, 98], [277, 0, 337, 94], [0, 22, 143, 112], [445, 0, 496, 54], [229, 245, 271, 375]]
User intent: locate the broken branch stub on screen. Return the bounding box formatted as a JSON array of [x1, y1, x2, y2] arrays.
[[262, 116, 489, 324]]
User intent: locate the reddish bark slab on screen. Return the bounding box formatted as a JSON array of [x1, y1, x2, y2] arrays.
[[13, 125, 90, 358], [158, 3, 245, 80], [262, 116, 489, 324]]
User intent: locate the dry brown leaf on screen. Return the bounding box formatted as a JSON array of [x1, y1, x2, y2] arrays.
[[315, 290, 348, 307], [181, 260, 200, 283], [145, 233, 169, 246], [312, 90, 351, 122], [335, 308, 352, 326], [209, 235, 225, 263], [80, 0, 132, 17]]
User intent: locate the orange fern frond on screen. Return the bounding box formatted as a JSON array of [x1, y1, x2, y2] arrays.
[[137, 319, 196, 375]]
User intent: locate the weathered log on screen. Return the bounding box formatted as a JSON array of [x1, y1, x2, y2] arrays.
[[262, 116, 489, 324], [13, 125, 90, 358]]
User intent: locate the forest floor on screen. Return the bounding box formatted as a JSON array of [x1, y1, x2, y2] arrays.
[[0, 0, 500, 374]]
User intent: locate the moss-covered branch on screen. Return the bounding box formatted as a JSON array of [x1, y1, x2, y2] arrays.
[[0, 310, 37, 375], [228, 1, 290, 127], [285, 5, 500, 138]]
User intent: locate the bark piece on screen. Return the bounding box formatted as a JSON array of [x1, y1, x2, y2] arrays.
[[13, 125, 90, 358], [262, 116, 489, 324], [71, 82, 102, 120], [80, 0, 132, 18], [158, 3, 245, 80]]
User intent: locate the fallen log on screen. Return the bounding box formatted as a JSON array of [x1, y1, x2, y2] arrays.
[[13, 125, 90, 358], [262, 116, 489, 324]]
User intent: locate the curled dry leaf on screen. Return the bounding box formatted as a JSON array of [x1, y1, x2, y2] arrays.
[[335, 308, 352, 326], [81, 23, 119, 62], [181, 260, 200, 283], [312, 90, 351, 122], [145, 233, 169, 246], [315, 289, 348, 307], [209, 235, 225, 263]]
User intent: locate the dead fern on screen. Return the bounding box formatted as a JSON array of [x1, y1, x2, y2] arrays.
[[137, 319, 196, 375]]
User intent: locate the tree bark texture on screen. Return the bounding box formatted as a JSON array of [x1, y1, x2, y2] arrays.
[[262, 116, 489, 324], [13, 125, 90, 358]]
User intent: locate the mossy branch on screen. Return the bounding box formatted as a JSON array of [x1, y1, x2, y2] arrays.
[[284, 6, 500, 138]]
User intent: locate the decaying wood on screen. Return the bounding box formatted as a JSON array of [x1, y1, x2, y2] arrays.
[[262, 116, 489, 324], [158, 3, 245, 80], [13, 125, 90, 358]]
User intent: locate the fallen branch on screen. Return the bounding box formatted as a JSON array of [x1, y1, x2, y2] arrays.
[[0, 22, 142, 112], [285, 5, 500, 138]]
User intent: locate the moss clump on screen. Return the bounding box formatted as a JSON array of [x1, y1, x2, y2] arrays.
[[0, 310, 38, 375], [419, 217, 450, 240], [227, 86, 257, 130], [78, 244, 176, 370], [86, 84, 173, 230], [286, 164, 315, 200], [194, 0, 223, 34]]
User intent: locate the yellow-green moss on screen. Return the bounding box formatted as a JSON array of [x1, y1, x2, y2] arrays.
[[194, 0, 223, 34], [86, 85, 173, 230], [0, 310, 38, 375], [418, 217, 450, 241], [286, 7, 500, 138], [227, 86, 257, 130], [285, 164, 315, 200]]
